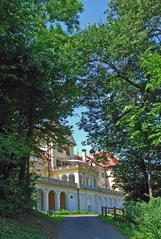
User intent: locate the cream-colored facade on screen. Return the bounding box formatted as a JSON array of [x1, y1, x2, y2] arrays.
[[34, 137, 124, 213]]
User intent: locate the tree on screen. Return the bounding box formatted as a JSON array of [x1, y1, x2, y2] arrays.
[[78, 0, 161, 201], [0, 0, 83, 212]]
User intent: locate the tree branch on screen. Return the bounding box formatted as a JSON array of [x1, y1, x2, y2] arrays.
[[88, 59, 142, 89], [103, 59, 142, 89]]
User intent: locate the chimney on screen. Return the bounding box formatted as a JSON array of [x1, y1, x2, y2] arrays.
[[82, 149, 86, 162]]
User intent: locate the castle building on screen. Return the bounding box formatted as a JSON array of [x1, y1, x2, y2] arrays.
[[34, 136, 124, 213]]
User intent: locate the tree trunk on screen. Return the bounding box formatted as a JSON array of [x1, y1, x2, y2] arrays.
[[138, 155, 153, 200], [147, 171, 153, 200], [18, 156, 29, 184]]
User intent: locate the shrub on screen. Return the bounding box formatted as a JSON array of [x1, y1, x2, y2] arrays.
[[123, 201, 139, 224], [124, 197, 161, 239], [137, 198, 161, 239]]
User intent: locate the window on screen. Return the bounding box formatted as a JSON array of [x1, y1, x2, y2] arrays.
[[66, 147, 70, 156], [57, 146, 63, 153], [56, 160, 61, 167]]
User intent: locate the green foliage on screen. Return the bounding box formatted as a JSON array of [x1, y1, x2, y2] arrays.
[[79, 0, 161, 201], [99, 214, 155, 239], [124, 198, 161, 239], [143, 54, 161, 91], [0, 0, 84, 214], [100, 198, 161, 239], [52, 209, 74, 215]]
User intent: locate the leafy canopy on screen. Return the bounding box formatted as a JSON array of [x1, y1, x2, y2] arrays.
[[78, 0, 161, 201]]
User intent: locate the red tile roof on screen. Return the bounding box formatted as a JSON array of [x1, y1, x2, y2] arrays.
[[74, 151, 118, 168], [94, 151, 118, 168]]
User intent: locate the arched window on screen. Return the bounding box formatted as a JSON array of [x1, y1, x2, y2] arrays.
[[69, 174, 75, 183], [61, 175, 67, 181]]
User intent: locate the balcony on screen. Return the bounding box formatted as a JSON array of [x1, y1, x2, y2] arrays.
[[38, 176, 78, 188], [51, 163, 79, 170], [50, 161, 98, 174]]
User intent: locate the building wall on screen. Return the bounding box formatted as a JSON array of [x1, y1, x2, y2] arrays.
[[36, 183, 124, 213]]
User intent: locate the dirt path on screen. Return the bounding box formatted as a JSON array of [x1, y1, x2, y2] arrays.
[[58, 215, 125, 239]]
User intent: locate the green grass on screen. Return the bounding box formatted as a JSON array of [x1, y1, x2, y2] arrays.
[[51, 209, 96, 216], [99, 215, 155, 239], [0, 210, 62, 239], [0, 217, 47, 239]]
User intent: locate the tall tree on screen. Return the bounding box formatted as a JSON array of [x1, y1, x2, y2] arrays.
[[78, 0, 161, 201], [0, 0, 83, 212]]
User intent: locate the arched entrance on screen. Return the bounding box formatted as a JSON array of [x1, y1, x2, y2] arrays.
[[60, 192, 67, 210], [49, 191, 55, 211]]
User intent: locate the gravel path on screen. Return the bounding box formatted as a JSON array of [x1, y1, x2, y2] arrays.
[[58, 216, 125, 239]]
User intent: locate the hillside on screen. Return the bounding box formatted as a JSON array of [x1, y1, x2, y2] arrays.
[[0, 211, 60, 239]]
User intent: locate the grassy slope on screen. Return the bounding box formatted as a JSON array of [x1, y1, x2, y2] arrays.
[[99, 215, 151, 239], [0, 211, 61, 239]]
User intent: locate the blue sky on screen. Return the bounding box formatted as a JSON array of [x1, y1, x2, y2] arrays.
[[79, 0, 107, 29], [68, 0, 107, 155]]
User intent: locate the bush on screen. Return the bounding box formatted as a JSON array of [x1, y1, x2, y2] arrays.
[[123, 201, 139, 224], [137, 198, 161, 239], [124, 197, 161, 239]]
